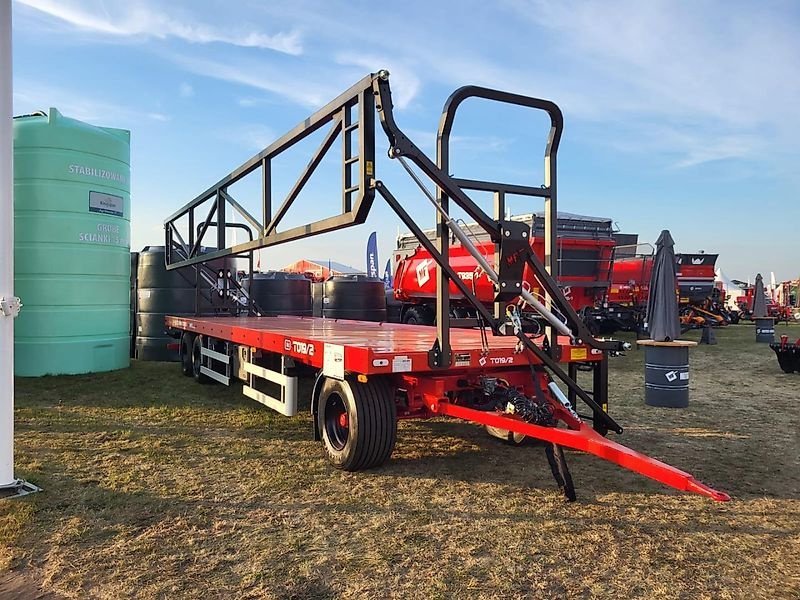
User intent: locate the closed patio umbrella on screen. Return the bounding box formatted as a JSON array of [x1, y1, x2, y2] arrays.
[[646, 230, 680, 342], [752, 273, 767, 318]]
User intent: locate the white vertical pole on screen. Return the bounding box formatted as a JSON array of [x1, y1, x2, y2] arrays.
[[0, 0, 17, 487]]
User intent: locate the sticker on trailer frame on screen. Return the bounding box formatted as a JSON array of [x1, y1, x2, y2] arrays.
[[323, 344, 345, 380], [570, 348, 588, 361], [392, 355, 412, 372], [454, 353, 471, 367]]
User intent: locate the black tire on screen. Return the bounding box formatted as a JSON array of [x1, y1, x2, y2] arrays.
[[403, 305, 434, 326], [180, 333, 195, 376], [318, 377, 397, 471], [192, 335, 212, 384], [486, 425, 529, 446]]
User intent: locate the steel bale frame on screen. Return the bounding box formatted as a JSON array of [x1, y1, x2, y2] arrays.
[[162, 71, 730, 502]]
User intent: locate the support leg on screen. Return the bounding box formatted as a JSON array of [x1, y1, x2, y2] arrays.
[[544, 443, 576, 502]]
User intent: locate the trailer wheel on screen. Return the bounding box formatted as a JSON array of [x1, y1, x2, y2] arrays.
[[486, 425, 529, 446], [180, 333, 195, 377], [192, 336, 212, 384], [403, 305, 434, 326], [318, 377, 397, 471]]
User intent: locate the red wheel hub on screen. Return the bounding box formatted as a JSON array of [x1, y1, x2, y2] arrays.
[[338, 413, 349, 428]]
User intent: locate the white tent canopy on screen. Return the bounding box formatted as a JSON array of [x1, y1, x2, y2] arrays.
[[715, 267, 743, 310]]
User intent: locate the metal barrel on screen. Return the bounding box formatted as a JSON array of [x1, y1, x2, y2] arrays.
[[754, 317, 775, 344], [644, 345, 690, 408], [241, 271, 312, 316], [321, 275, 387, 322]]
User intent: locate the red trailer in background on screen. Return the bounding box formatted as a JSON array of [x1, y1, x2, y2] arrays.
[[393, 213, 615, 328]]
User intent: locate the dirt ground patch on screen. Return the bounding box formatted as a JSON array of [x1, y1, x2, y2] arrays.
[[1, 323, 799, 599]]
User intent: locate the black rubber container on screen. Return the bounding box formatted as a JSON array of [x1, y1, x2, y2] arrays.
[[135, 245, 229, 361], [320, 275, 387, 322], [385, 288, 402, 323], [130, 251, 139, 358], [242, 271, 312, 316]]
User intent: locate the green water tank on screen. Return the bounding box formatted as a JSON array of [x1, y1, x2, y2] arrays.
[[13, 108, 131, 376]]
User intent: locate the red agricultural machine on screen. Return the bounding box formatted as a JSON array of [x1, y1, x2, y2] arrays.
[[594, 248, 734, 332], [392, 213, 615, 330], [733, 285, 780, 321], [162, 71, 729, 502]]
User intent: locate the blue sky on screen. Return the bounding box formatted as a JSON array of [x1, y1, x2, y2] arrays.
[[10, 0, 800, 280]]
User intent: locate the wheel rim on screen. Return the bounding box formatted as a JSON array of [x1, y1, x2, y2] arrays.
[[324, 393, 349, 451]]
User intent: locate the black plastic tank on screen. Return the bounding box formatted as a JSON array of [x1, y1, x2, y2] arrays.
[[130, 252, 139, 358], [134, 246, 228, 361], [312, 282, 324, 317], [320, 275, 387, 321], [242, 271, 312, 316], [385, 288, 402, 323]]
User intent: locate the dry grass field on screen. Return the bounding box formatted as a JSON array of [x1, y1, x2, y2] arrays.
[[1, 323, 799, 599]]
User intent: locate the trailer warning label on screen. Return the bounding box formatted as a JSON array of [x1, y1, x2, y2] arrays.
[[570, 348, 588, 361], [454, 353, 471, 367], [392, 355, 412, 373], [323, 344, 345, 380]]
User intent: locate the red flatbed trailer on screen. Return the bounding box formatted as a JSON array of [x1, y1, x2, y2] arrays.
[[165, 314, 600, 376], [162, 71, 730, 503], [166, 314, 728, 502]]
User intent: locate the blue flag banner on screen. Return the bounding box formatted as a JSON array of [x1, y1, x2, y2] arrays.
[[383, 258, 392, 288], [366, 231, 379, 278]]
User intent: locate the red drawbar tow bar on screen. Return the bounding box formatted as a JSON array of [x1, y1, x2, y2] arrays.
[[433, 402, 731, 502]]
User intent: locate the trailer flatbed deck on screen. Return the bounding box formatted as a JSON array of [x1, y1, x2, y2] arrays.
[[165, 314, 601, 376]]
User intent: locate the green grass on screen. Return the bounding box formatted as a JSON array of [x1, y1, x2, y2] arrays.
[[2, 323, 799, 599]]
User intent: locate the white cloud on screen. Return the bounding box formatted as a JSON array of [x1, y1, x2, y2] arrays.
[[145, 112, 170, 122], [16, 0, 303, 54], [334, 54, 421, 110], [237, 98, 260, 108], [501, 0, 800, 166], [179, 82, 194, 98], [13, 80, 169, 126], [168, 53, 347, 109], [220, 124, 277, 152]]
